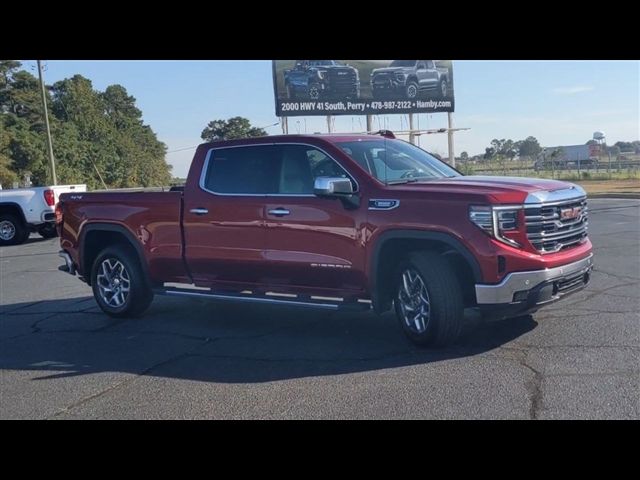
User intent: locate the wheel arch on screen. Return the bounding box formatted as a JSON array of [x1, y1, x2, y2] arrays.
[[79, 222, 151, 286], [0, 202, 27, 225], [369, 230, 482, 313]]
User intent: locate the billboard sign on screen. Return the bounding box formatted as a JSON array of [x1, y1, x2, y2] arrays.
[[272, 60, 455, 117]]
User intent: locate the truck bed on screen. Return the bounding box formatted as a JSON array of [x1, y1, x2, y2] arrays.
[[59, 190, 187, 284]]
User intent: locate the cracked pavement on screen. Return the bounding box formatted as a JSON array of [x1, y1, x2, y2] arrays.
[[1, 199, 638, 419]]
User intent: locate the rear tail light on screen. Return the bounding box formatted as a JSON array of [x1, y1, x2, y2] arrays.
[[44, 189, 55, 206], [55, 202, 64, 225]]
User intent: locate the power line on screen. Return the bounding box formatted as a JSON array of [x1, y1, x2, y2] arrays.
[[166, 122, 280, 154]]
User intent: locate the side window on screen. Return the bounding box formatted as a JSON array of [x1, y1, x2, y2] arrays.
[[278, 145, 355, 195], [417, 61, 426, 70], [203, 145, 278, 194], [426, 60, 434, 69]]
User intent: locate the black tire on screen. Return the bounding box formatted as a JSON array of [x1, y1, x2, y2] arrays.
[[393, 251, 464, 347], [308, 83, 321, 100], [38, 223, 58, 239], [91, 245, 153, 318], [438, 79, 448, 98], [0, 214, 28, 246], [405, 81, 419, 99]]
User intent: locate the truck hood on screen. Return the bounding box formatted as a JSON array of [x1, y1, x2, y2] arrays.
[[372, 67, 407, 75], [389, 176, 583, 203]]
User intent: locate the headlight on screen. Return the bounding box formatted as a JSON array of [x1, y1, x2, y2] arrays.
[[317, 71, 325, 79], [395, 73, 406, 81], [469, 205, 522, 248]]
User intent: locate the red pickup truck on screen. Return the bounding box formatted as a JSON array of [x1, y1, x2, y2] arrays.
[[57, 133, 593, 346]]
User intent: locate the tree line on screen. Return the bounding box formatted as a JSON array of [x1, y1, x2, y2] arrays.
[[0, 60, 172, 189]]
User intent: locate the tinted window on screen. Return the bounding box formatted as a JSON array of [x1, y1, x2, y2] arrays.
[[203, 145, 278, 194], [426, 60, 435, 69], [390, 60, 416, 67], [278, 145, 354, 194]]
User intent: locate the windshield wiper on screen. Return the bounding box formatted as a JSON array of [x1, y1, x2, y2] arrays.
[[386, 178, 423, 185]]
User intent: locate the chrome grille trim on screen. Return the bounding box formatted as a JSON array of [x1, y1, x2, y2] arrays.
[[525, 197, 589, 253]]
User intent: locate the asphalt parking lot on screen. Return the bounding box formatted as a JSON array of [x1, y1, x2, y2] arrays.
[[1, 198, 638, 419]]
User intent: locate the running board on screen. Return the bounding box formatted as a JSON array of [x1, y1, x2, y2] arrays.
[[155, 287, 371, 312]]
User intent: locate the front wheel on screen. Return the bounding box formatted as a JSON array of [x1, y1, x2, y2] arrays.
[[91, 246, 153, 318], [405, 81, 419, 99], [308, 83, 321, 100], [393, 251, 464, 347]]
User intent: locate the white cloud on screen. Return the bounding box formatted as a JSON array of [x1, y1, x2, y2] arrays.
[[552, 85, 595, 95]]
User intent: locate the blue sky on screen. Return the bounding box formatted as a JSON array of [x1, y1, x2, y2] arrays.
[[20, 60, 639, 178]]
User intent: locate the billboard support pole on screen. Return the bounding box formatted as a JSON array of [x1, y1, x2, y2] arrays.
[[366, 115, 373, 134], [281, 116, 288, 134], [327, 115, 333, 133], [447, 112, 455, 167], [409, 114, 415, 144]]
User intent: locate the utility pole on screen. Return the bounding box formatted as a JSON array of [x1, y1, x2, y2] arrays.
[[447, 112, 455, 168], [37, 60, 57, 185]]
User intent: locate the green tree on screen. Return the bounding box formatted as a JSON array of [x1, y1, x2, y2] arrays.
[[201, 116, 267, 142], [517, 136, 542, 159], [1, 61, 171, 189], [460, 151, 469, 161]]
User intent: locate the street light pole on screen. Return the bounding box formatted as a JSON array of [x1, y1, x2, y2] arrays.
[[37, 60, 57, 185]]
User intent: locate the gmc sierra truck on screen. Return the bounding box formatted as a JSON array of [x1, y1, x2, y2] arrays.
[[371, 60, 449, 99], [0, 184, 86, 245], [284, 60, 360, 100], [57, 133, 593, 347]]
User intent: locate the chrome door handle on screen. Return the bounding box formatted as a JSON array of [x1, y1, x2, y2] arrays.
[[268, 208, 290, 216], [190, 208, 209, 215]]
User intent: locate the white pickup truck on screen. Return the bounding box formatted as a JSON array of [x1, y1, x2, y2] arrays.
[[0, 184, 87, 245]]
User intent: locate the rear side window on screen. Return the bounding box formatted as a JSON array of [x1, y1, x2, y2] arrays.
[[203, 145, 278, 194]]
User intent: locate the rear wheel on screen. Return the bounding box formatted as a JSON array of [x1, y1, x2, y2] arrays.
[[91, 246, 153, 318], [393, 251, 464, 347], [0, 214, 28, 246], [439, 79, 448, 98]]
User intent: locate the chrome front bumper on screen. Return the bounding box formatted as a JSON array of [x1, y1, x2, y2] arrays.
[[475, 254, 594, 305]]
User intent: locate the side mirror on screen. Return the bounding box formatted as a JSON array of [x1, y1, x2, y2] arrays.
[[313, 177, 354, 197]]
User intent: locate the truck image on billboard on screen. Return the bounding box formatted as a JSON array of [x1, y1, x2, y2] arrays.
[[273, 60, 455, 116]]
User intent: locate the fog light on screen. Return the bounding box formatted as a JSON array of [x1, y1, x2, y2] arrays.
[[513, 290, 529, 302]]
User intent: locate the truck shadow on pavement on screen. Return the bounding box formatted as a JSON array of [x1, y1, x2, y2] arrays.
[[0, 295, 537, 384]]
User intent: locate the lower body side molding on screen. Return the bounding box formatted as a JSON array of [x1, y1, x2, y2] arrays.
[[155, 286, 372, 312]]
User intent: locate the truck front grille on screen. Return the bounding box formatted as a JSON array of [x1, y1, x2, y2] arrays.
[[524, 197, 588, 253], [327, 71, 357, 90]]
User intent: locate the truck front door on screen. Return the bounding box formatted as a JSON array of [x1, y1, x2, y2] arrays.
[[263, 144, 366, 296]]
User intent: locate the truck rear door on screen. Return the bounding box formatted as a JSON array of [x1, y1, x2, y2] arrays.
[[182, 144, 277, 289]]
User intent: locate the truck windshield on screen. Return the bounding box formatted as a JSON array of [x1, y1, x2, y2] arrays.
[[336, 139, 461, 184], [390, 60, 416, 67]]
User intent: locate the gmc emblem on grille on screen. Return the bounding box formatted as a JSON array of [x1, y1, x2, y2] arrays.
[[560, 206, 582, 220]]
